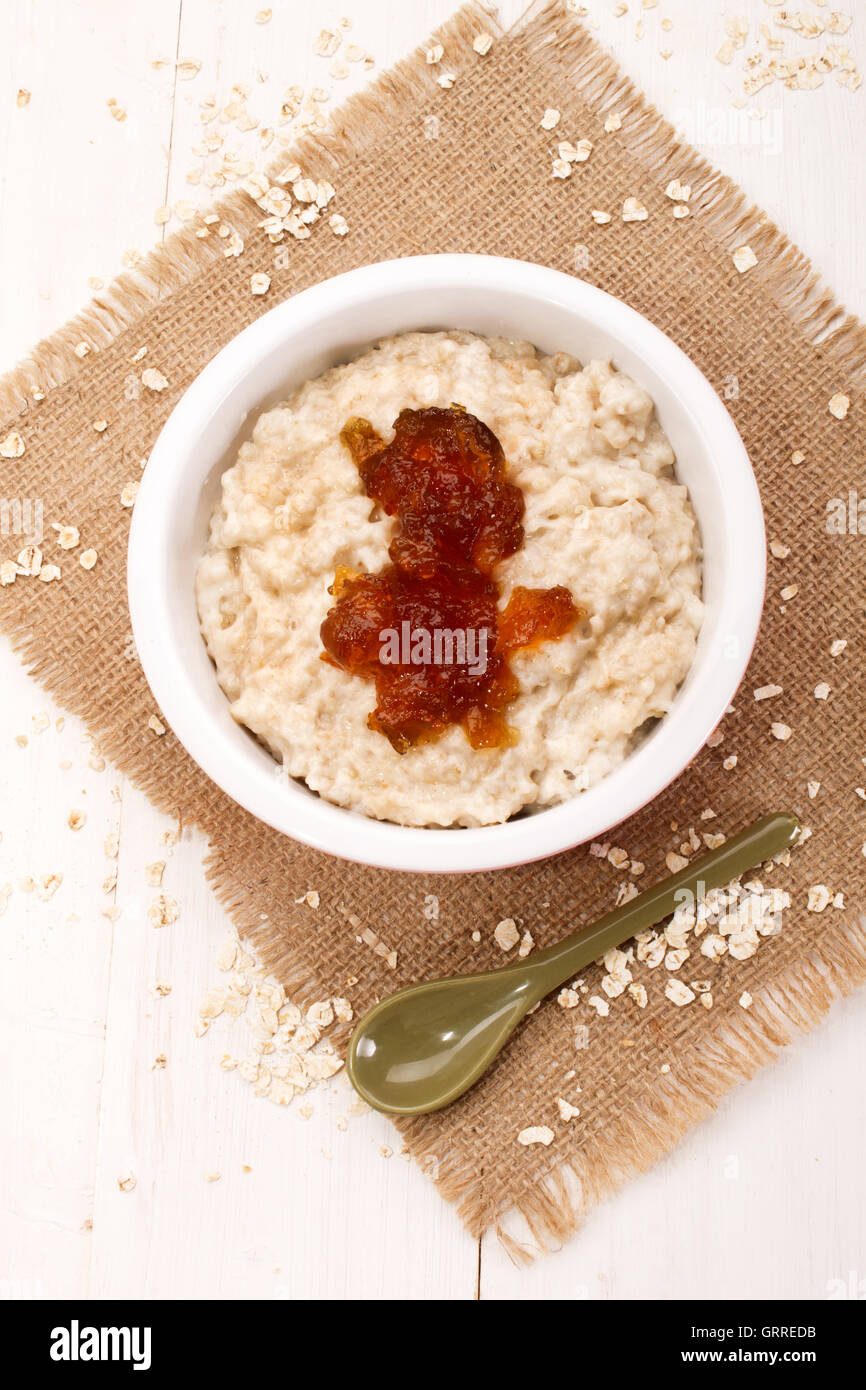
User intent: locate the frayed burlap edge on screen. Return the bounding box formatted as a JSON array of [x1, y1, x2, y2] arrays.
[[2, 0, 865, 1264]]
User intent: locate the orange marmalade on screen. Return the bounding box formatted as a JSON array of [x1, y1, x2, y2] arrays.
[[320, 405, 580, 753]]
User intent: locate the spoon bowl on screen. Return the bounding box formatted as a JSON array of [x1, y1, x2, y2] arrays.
[[347, 968, 540, 1115]]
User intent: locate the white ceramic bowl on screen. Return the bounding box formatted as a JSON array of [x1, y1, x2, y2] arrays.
[[128, 255, 764, 874]]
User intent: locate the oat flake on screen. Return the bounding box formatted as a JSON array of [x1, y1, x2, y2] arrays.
[[622, 196, 648, 222], [494, 918, 519, 951], [142, 367, 168, 392], [557, 1098, 580, 1121], [517, 1125, 555, 1146], [0, 431, 25, 458]]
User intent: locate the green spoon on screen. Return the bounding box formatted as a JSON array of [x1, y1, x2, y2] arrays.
[[346, 812, 801, 1115]]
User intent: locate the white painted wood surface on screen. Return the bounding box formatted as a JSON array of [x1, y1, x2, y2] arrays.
[[1, 0, 864, 1301]]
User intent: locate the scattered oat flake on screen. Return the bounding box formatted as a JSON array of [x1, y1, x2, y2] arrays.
[[313, 28, 340, 57], [292, 177, 318, 203], [723, 754, 738, 770], [628, 982, 648, 1008], [557, 1098, 580, 1121], [67, 809, 86, 831], [147, 714, 166, 736], [828, 392, 850, 419], [829, 639, 847, 656], [17, 88, 31, 107], [560, 138, 593, 162], [39, 873, 63, 901], [540, 108, 561, 129], [733, 245, 758, 273], [771, 722, 792, 741], [552, 158, 572, 179], [770, 540, 790, 558], [52, 524, 80, 550], [120, 482, 139, 508], [622, 196, 648, 222], [754, 684, 783, 700], [665, 179, 691, 202], [588, 994, 610, 1016], [117, 1172, 136, 1192], [16, 545, 42, 576], [145, 861, 165, 887], [153, 205, 171, 226], [250, 272, 271, 296], [517, 1125, 555, 1147], [590, 208, 612, 224], [39, 564, 60, 583], [494, 918, 520, 951], [426, 43, 444, 64], [780, 584, 798, 601], [80, 549, 98, 570], [473, 33, 493, 55], [807, 884, 832, 913], [807, 780, 821, 799], [205, 1170, 221, 1183], [148, 893, 179, 927], [814, 682, 831, 700], [255, 8, 271, 21], [142, 367, 168, 392], [437, 72, 456, 89], [666, 851, 690, 873], [294, 889, 320, 908], [0, 431, 25, 458], [665, 978, 695, 1006], [215, 936, 237, 972], [107, 98, 126, 122], [328, 213, 349, 236], [604, 112, 622, 132], [92, 419, 108, 433]]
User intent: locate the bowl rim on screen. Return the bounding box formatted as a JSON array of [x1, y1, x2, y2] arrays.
[[128, 253, 766, 874]]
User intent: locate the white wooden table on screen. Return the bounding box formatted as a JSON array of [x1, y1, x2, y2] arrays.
[[1, 0, 864, 1301]]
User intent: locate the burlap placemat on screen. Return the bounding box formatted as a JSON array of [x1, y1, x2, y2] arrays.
[[2, 0, 865, 1258]]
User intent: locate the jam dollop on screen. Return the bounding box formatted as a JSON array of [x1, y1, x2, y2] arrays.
[[320, 405, 581, 753]]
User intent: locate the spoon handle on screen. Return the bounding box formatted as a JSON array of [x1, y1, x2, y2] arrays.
[[516, 812, 801, 1001]]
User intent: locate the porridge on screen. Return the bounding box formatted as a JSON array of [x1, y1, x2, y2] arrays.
[[195, 331, 703, 827]]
